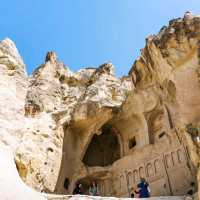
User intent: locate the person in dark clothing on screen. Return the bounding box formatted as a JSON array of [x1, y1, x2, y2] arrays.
[[73, 183, 83, 195], [187, 182, 195, 196], [130, 187, 135, 198], [130, 193, 135, 198], [137, 178, 150, 198], [130, 187, 140, 198], [89, 181, 98, 196]]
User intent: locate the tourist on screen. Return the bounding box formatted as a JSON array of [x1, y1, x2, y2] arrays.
[[187, 182, 195, 196], [130, 187, 140, 198], [130, 187, 135, 198], [137, 178, 150, 198], [89, 181, 98, 196], [73, 183, 84, 195]]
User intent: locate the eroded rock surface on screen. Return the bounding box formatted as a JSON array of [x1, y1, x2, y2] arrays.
[[129, 11, 200, 198], [0, 12, 200, 200], [0, 39, 132, 194]]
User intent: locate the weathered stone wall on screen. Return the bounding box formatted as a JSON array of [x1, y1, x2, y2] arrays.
[[0, 11, 200, 200], [55, 12, 200, 198], [57, 108, 196, 197]]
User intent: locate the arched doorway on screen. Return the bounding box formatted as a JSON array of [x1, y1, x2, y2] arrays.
[[147, 110, 165, 144], [82, 124, 121, 167]]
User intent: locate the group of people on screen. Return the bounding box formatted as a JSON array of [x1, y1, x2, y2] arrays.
[[73, 178, 150, 198], [73, 181, 98, 196]]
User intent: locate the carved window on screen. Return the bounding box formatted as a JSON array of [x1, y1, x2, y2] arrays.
[[139, 167, 145, 178], [146, 163, 154, 177], [129, 137, 137, 149], [133, 170, 138, 183], [165, 154, 173, 168], [127, 171, 133, 187]]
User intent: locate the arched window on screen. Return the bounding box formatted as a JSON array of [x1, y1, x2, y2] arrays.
[[127, 171, 133, 187], [133, 170, 138, 183], [146, 163, 154, 177], [139, 167, 145, 178], [165, 154, 173, 168]]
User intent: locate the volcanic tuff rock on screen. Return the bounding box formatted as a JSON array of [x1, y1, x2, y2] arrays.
[[0, 144, 186, 200], [0, 38, 133, 193], [0, 12, 200, 200], [129, 11, 200, 199]]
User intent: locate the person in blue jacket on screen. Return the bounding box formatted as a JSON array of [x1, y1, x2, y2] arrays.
[[137, 178, 150, 198]]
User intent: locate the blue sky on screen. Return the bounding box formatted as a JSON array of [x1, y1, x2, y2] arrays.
[[0, 0, 200, 76]]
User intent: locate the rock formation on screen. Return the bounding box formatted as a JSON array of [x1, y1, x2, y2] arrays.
[[0, 12, 200, 200], [129, 11, 200, 198]]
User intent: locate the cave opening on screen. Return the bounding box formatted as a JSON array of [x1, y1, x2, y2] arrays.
[[82, 124, 121, 167]]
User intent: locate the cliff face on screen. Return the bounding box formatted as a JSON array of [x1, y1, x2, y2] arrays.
[[0, 12, 200, 200], [130, 11, 200, 125], [0, 39, 133, 193], [0, 38, 27, 148], [129, 11, 200, 198]]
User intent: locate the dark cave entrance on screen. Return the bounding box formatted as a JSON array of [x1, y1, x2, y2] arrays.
[[82, 124, 121, 167]]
